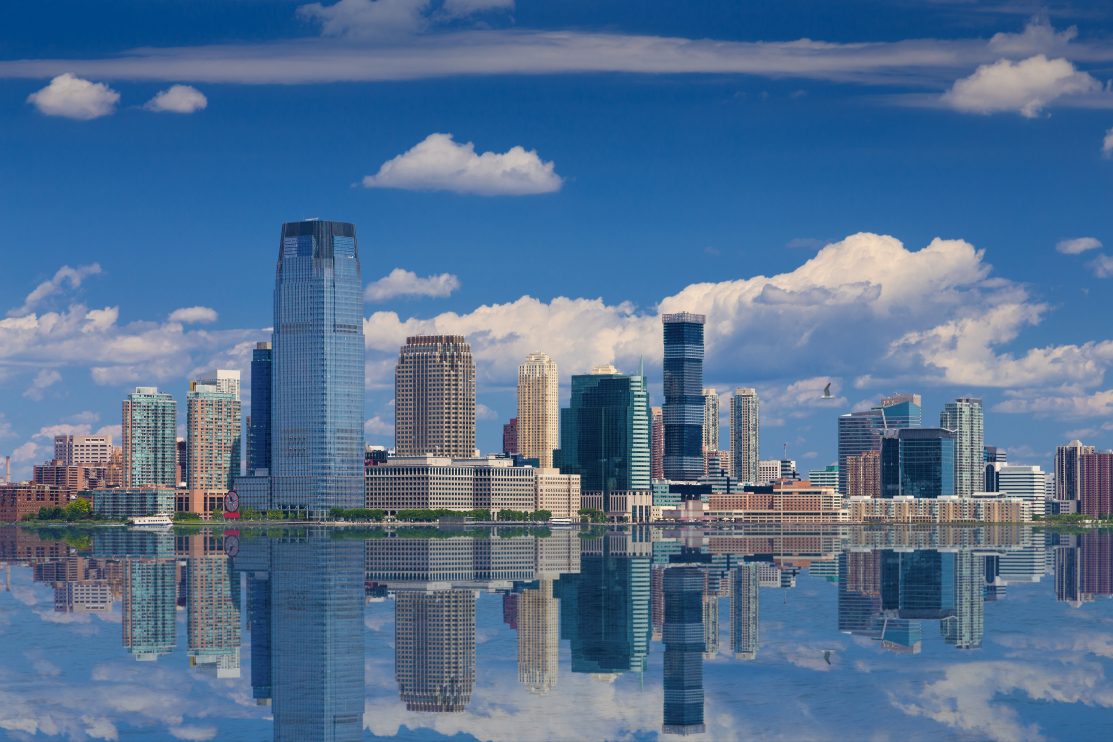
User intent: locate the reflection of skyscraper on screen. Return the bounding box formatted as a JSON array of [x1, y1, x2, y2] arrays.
[[246, 572, 273, 704], [186, 537, 241, 678], [662, 567, 705, 736], [942, 550, 984, 649], [702, 572, 719, 659], [271, 219, 365, 517], [517, 578, 560, 695], [395, 589, 477, 712], [122, 558, 176, 661], [556, 536, 651, 674], [730, 563, 759, 660], [271, 532, 365, 741]]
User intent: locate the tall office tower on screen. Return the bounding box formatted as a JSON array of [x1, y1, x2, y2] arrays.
[[502, 418, 518, 456], [270, 532, 365, 741], [837, 409, 883, 495], [272, 220, 364, 517], [198, 369, 240, 399], [880, 428, 956, 499], [394, 336, 476, 458], [122, 387, 177, 488], [940, 397, 984, 498], [846, 451, 881, 497], [517, 352, 559, 468], [984, 446, 1007, 492], [1056, 440, 1096, 502], [185, 540, 241, 677], [517, 578, 559, 695], [53, 434, 113, 466], [729, 388, 760, 484], [248, 341, 272, 473], [662, 567, 706, 736], [557, 365, 650, 513], [395, 589, 477, 712], [998, 465, 1047, 519], [122, 558, 176, 661], [662, 312, 706, 481], [730, 564, 759, 659], [186, 379, 242, 515], [1079, 451, 1113, 518], [701, 388, 719, 454], [651, 407, 665, 480], [875, 393, 922, 429]]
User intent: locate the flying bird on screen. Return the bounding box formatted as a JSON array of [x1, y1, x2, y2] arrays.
[[821, 382, 833, 399], [823, 649, 834, 666]]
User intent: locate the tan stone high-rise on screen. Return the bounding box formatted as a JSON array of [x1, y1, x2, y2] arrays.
[[517, 352, 559, 468], [395, 336, 476, 457]]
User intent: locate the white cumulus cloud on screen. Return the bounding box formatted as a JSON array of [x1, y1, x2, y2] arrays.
[[168, 306, 218, 324], [10, 263, 102, 317], [365, 268, 460, 302], [942, 55, 1101, 117], [27, 73, 120, 120], [361, 133, 562, 195], [144, 84, 207, 113], [1056, 236, 1102, 254]]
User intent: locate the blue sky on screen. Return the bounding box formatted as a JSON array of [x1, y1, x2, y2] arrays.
[[2, 1, 1113, 478]]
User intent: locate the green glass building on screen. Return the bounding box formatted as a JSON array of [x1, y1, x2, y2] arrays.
[[555, 365, 650, 512]]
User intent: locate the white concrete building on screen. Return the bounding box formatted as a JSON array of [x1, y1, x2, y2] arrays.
[[998, 465, 1048, 519]]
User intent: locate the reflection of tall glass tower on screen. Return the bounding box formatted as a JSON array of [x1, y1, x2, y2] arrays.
[[556, 539, 651, 674], [517, 578, 560, 694], [122, 558, 177, 661], [395, 589, 477, 712], [271, 220, 365, 517], [730, 564, 759, 660], [271, 532, 365, 741], [185, 540, 241, 678], [662, 567, 706, 736], [662, 313, 706, 481], [942, 550, 985, 649]]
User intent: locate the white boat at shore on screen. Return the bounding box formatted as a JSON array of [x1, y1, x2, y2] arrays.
[[129, 514, 173, 527]]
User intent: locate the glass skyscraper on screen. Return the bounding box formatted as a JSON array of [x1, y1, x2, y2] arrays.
[[248, 341, 272, 473], [837, 410, 883, 495], [556, 366, 650, 511], [880, 428, 956, 499], [122, 386, 178, 488], [271, 220, 365, 517], [874, 393, 922, 429], [662, 313, 706, 481], [940, 397, 984, 498]]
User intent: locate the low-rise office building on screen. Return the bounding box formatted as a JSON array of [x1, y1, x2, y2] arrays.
[[366, 455, 580, 518], [0, 483, 69, 522], [703, 480, 848, 524], [89, 487, 176, 520], [849, 495, 1030, 523]]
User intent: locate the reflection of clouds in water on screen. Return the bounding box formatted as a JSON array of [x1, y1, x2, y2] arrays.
[[890, 660, 1113, 742], [995, 632, 1113, 660], [168, 724, 219, 741]]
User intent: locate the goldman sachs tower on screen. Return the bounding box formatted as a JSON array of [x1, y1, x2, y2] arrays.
[[271, 219, 365, 517]]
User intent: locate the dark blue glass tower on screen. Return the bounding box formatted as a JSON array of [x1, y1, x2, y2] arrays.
[[662, 313, 706, 481], [271, 220, 364, 517], [249, 342, 272, 473], [880, 428, 956, 499]]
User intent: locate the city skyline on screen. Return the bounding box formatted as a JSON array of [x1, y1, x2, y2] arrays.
[[4, 3, 1113, 480]]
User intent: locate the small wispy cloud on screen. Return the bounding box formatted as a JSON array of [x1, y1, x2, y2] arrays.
[[144, 84, 207, 113], [1056, 236, 1102, 255], [9, 263, 102, 317], [168, 306, 219, 324]]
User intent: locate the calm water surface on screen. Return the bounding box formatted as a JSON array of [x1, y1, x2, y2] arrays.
[[1, 524, 1111, 741]]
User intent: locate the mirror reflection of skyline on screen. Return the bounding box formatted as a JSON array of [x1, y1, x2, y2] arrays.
[[2, 524, 1113, 739]]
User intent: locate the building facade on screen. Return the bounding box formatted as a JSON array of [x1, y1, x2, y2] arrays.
[[880, 428, 956, 499], [502, 418, 518, 456], [875, 393, 922, 429], [90, 487, 175, 519], [556, 365, 650, 517], [940, 397, 984, 498], [271, 219, 365, 517], [701, 388, 719, 455], [662, 312, 706, 481], [186, 379, 241, 515], [1056, 440, 1095, 503], [837, 410, 883, 496], [997, 465, 1047, 519], [248, 341, 272, 473], [729, 388, 759, 484], [395, 335, 476, 458], [1080, 451, 1113, 518], [53, 434, 113, 466], [517, 352, 559, 469], [122, 387, 177, 488], [846, 450, 881, 498], [650, 406, 664, 481]]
